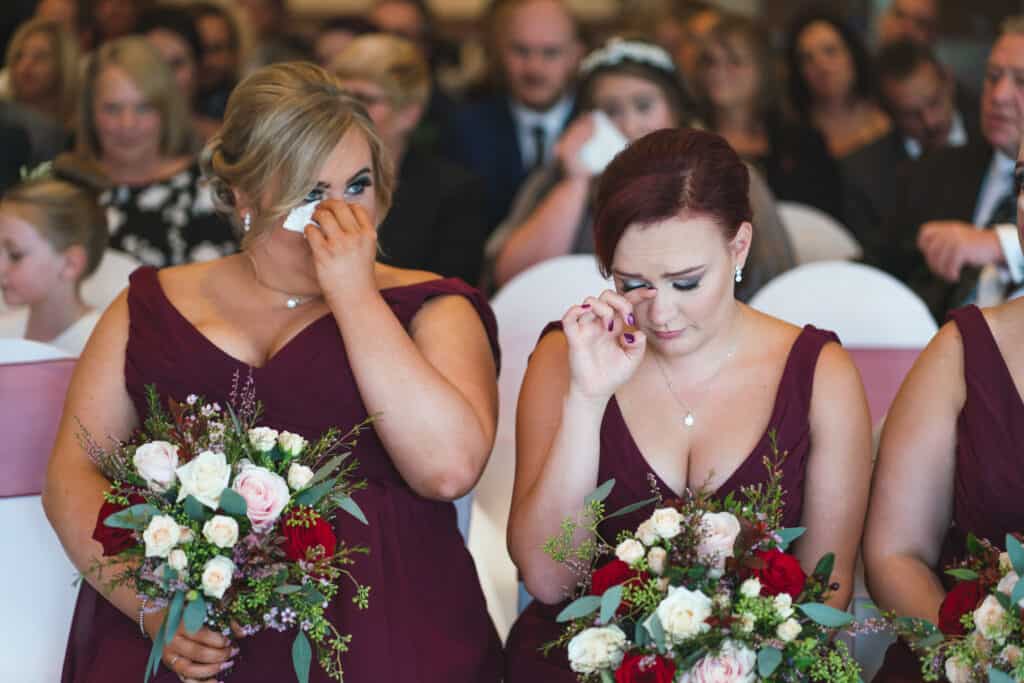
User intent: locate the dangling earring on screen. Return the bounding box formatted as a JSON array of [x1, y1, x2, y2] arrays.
[[242, 212, 252, 233], [734, 266, 743, 283]]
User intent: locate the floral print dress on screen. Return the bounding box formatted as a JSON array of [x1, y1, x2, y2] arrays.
[[102, 161, 238, 267]]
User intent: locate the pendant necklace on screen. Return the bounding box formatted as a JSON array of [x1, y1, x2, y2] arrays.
[[246, 253, 321, 309], [651, 333, 740, 429]]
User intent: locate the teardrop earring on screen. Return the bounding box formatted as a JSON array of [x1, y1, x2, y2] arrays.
[[734, 266, 743, 283], [243, 212, 252, 233]]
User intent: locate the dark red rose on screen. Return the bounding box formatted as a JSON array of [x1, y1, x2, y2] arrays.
[[939, 580, 983, 635], [591, 560, 648, 615], [92, 494, 145, 557], [752, 549, 807, 598], [615, 652, 676, 683], [282, 511, 337, 563]]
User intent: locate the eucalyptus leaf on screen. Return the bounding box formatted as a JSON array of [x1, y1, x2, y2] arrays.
[[307, 454, 344, 488], [600, 671, 615, 683], [776, 527, 807, 550], [163, 590, 185, 645], [812, 553, 835, 583], [104, 504, 159, 530], [798, 603, 854, 628], [183, 495, 210, 523], [584, 479, 615, 505], [218, 488, 247, 517], [996, 592, 1013, 612], [758, 647, 783, 677], [183, 595, 207, 634], [599, 584, 623, 625], [303, 584, 326, 607], [918, 632, 945, 649], [144, 620, 166, 682], [945, 568, 980, 581], [679, 647, 706, 669], [990, 668, 1016, 683], [275, 584, 303, 595], [556, 595, 601, 622], [649, 613, 666, 653], [634, 621, 649, 647], [335, 494, 368, 525], [966, 533, 983, 556], [605, 496, 658, 521], [294, 478, 335, 507], [1011, 578, 1024, 608], [292, 630, 312, 683], [1007, 535, 1024, 575]]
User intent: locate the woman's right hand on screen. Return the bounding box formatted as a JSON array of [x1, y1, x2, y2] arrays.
[[562, 289, 652, 402], [145, 609, 237, 682], [555, 113, 597, 179]]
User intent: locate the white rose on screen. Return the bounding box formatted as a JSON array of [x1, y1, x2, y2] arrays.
[[133, 441, 180, 492], [738, 612, 756, 633], [615, 539, 646, 566], [774, 593, 795, 619], [739, 578, 761, 598], [287, 463, 315, 491], [201, 555, 235, 600], [697, 511, 741, 575], [143, 515, 181, 558], [566, 626, 627, 674], [178, 528, 194, 544], [996, 571, 1024, 606], [680, 641, 757, 683], [202, 515, 239, 548], [777, 618, 802, 642], [974, 595, 1011, 643], [636, 518, 659, 546], [945, 656, 972, 683], [654, 585, 712, 644], [175, 450, 230, 509], [647, 547, 668, 576], [713, 593, 731, 610], [247, 427, 279, 452], [168, 548, 188, 572], [650, 507, 684, 540], [657, 577, 671, 592], [232, 464, 290, 530], [278, 431, 307, 457]]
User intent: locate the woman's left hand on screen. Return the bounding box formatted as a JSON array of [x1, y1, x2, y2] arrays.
[[304, 199, 378, 302]]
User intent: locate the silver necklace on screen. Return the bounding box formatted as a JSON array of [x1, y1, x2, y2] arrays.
[[650, 332, 741, 429], [246, 254, 321, 309]]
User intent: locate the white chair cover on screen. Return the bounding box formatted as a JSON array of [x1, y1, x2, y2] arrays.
[[80, 249, 141, 311], [468, 255, 610, 640], [778, 201, 862, 264]]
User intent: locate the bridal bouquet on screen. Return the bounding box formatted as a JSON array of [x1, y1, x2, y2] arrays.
[[546, 445, 862, 682], [897, 533, 1024, 683], [84, 375, 371, 683]]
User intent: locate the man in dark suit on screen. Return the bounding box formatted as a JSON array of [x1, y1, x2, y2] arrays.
[[0, 117, 31, 194], [843, 40, 979, 245], [868, 18, 1024, 319], [444, 0, 582, 231]]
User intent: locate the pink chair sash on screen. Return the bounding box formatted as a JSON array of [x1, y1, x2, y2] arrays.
[[846, 347, 921, 426], [1, 358, 76, 498]]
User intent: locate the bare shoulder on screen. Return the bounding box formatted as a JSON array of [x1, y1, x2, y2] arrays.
[[376, 263, 443, 290], [155, 258, 225, 296]]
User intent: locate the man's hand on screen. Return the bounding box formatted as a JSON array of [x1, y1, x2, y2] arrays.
[[917, 221, 1003, 282]]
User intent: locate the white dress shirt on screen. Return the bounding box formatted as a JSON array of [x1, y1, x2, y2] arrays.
[[509, 95, 574, 171], [971, 151, 1024, 304], [903, 110, 967, 160]]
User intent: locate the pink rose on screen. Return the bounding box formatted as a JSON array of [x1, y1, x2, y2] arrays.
[[680, 641, 756, 683], [696, 512, 741, 577], [232, 465, 290, 530]]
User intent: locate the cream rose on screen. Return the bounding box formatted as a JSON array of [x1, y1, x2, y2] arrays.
[[974, 594, 1011, 642], [680, 641, 757, 683], [566, 626, 627, 674], [739, 578, 762, 598], [287, 463, 315, 491], [1004, 644, 1023, 666], [201, 556, 235, 599], [777, 618, 802, 642], [697, 511, 741, 576], [175, 450, 230, 509], [615, 539, 646, 566], [944, 656, 972, 683], [232, 464, 290, 530], [143, 515, 181, 558], [650, 507, 684, 540], [774, 593, 795, 619], [132, 441, 179, 492], [647, 547, 668, 575], [247, 427, 279, 452], [636, 518, 659, 546], [654, 585, 712, 644], [738, 612, 756, 633], [1000, 552, 1013, 574], [996, 571, 1024, 606], [278, 431, 307, 457], [202, 515, 239, 548], [168, 548, 188, 572]]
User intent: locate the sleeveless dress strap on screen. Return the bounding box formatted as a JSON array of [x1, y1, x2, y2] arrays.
[[774, 325, 840, 420]]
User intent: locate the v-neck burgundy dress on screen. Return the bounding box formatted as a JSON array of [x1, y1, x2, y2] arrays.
[[503, 323, 839, 682], [874, 305, 1024, 683], [61, 266, 504, 682]]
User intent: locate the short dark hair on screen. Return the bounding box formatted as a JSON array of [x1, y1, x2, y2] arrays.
[[593, 127, 751, 277], [137, 6, 204, 64], [875, 39, 943, 84]]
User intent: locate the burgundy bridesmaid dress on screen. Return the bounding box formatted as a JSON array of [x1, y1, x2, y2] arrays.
[[874, 305, 1024, 683], [503, 323, 839, 682], [61, 266, 504, 682]]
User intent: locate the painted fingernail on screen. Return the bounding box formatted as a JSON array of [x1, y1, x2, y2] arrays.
[[221, 660, 235, 671], [582, 304, 591, 308], [607, 320, 614, 331], [624, 333, 635, 343], [230, 648, 240, 657], [627, 314, 635, 326]]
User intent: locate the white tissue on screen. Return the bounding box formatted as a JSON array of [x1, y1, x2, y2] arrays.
[[578, 111, 629, 175], [282, 200, 321, 233]]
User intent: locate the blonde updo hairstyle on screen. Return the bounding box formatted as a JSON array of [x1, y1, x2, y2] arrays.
[[331, 33, 431, 109], [202, 61, 394, 243]]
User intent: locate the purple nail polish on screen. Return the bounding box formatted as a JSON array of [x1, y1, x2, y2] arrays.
[[582, 303, 591, 308], [627, 314, 635, 326], [221, 660, 235, 671], [624, 333, 635, 343], [607, 320, 614, 331]]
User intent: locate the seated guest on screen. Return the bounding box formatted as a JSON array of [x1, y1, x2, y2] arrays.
[[786, 10, 893, 159], [88, 0, 143, 47], [0, 154, 108, 354], [445, 0, 583, 230], [74, 36, 237, 266], [0, 117, 31, 193], [314, 16, 375, 68], [863, 109, 1024, 683], [189, 1, 243, 121], [867, 17, 1024, 320], [695, 13, 843, 220], [490, 37, 795, 300], [874, 0, 939, 49], [503, 127, 871, 682], [671, 0, 722, 96], [333, 34, 489, 285]]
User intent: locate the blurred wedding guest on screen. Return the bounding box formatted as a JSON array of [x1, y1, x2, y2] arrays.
[[786, 10, 892, 160], [90, 0, 143, 47], [5, 18, 80, 128], [695, 14, 843, 220], [844, 40, 980, 244], [138, 5, 220, 143], [503, 127, 871, 682], [75, 36, 236, 266], [333, 34, 489, 284], [672, 0, 722, 92], [0, 154, 108, 354], [45, 61, 503, 682], [237, 0, 310, 67], [370, 0, 432, 54], [490, 37, 795, 299], [875, 0, 939, 49], [867, 17, 1024, 320], [190, 1, 242, 121], [315, 16, 375, 68], [862, 99, 1024, 683], [446, 0, 584, 229]]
